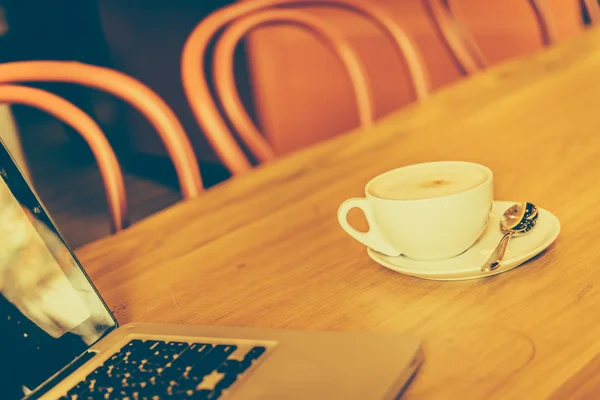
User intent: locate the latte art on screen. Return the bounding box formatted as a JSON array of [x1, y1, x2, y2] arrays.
[[370, 164, 488, 200]]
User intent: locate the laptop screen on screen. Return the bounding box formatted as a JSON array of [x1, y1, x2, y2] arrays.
[[0, 143, 117, 398]]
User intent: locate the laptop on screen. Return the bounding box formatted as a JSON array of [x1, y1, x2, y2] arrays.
[[0, 138, 422, 400]]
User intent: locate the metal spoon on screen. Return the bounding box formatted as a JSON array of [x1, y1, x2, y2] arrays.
[[481, 202, 539, 272]]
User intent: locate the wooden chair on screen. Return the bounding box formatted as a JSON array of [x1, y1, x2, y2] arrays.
[[425, 0, 558, 71], [583, 0, 600, 24], [181, 0, 430, 175], [0, 84, 127, 232], [0, 61, 203, 232]]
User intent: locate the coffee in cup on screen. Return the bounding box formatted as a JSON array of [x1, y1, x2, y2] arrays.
[[337, 161, 493, 260]]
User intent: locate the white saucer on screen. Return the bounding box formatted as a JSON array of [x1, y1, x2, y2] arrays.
[[367, 201, 561, 281]]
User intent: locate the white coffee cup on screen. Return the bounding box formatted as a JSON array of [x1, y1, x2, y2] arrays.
[[337, 161, 494, 260]]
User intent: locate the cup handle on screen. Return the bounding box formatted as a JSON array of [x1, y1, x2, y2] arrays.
[[337, 198, 402, 257]]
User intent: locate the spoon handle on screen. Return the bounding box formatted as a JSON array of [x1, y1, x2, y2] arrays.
[[482, 232, 513, 272]]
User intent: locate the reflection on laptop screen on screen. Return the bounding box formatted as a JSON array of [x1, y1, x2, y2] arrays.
[[0, 162, 116, 398]]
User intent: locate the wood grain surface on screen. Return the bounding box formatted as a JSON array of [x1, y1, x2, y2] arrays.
[[75, 26, 600, 399]]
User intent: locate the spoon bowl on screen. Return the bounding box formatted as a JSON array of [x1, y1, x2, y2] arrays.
[[482, 202, 538, 272]]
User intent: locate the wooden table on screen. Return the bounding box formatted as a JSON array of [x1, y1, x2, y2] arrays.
[[76, 26, 600, 399]]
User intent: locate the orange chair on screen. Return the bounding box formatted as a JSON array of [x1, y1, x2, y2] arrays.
[[182, 0, 430, 175], [584, 0, 600, 24], [0, 61, 203, 232], [213, 9, 375, 165], [424, 0, 485, 73], [0, 84, 127, 232], [0, 61, 203, 196], [425, 0, 558, 71]]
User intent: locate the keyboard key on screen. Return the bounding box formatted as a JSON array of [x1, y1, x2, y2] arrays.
[[188, 345, 236, 380], [245, 346, 266, 361], [195, 389, 220, 400], [215, 373, 239, 391], [217, 359, 246, 375]]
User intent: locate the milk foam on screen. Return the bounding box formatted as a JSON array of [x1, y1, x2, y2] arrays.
[[370, 164, 488, 200]]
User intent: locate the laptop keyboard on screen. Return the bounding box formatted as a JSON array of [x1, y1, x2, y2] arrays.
[[61, 339, 267, 400]]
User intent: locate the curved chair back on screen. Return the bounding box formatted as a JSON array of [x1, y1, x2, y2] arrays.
[[0, 61, 203, 199], [182, 0, 430, 174], [0, 84, 127, 232], [584, 0, 600, 24], [426, 0, 558, 71]]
